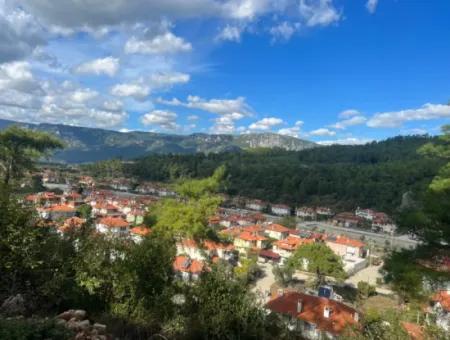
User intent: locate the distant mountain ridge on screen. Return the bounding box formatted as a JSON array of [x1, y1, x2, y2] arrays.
[[0, 119, 316, 163]]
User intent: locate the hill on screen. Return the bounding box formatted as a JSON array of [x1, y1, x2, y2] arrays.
[[0, 119, 316, 163], [122, 135, 442, 213]]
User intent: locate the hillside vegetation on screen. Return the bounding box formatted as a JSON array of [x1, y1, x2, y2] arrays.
[[123, 135, 443, 213]]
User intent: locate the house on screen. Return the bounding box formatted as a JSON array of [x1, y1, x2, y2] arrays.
[[325, 235, 367, 258], [39, 204, 76, 221], [173, 255, 204, 281], [58, 217, 86, 234], [332, 212, 364, 228], [63, 192, 84, 207], [79, 176, 95, 187], [130, 226, 151, 243], [273, 236, 314, 262], [95, 217, 129, 236], [126, 208, 145, 225], [245, 199, 266, 212], [177, 239, 235, 262], [264, 223, 291, 240], [296, 207, 317, 221], [315, 207, 334, 219], [271, 204, 291, 216], [371, 213, 397, 235], [355, 208, 377, 221], [92, 203, 121, 217], [234, 231, 268, 254], [266, 291, 359, 339], [430, 290, 450, 331]]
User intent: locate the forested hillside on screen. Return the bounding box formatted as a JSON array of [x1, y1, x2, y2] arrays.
[[124, 135, 443, 213]]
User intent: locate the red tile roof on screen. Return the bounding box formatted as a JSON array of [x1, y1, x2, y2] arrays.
[[327, 235, 365, 248], [98, 217, 129, 228], [274, 236, 314, 251], [173, 256, 204, 274], [266, 291, 359, 336], [130, 226, 151, 236], [46, 204, 75, 212], [432, 290, 450, 312], [401, 322, 424, 340], [265, 223, 290, 233], [238, 231, 267, 242]]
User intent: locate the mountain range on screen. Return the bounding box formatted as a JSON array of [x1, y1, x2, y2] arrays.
[[0, 119, 316, 163]]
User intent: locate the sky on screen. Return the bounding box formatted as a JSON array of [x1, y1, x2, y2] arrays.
[[0, 0, 450, 145]]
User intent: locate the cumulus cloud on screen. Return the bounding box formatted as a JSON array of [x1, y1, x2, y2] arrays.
[[366, 0, 378, 14], [141, 110, 179, 130], [111, 72, 189, 100], [317, 137, 372, 145], [0, 1, 45, 63], [270, 22, 300, 42], [278, 120, 304, 137], [339, 109, 361, 119], [309, 127, 336, 136], [366, 103, 450, 128], [125, 32, 192, 54], [330, 115, 367, 129], [70, 89, 98, 103], [216, 25, 244, 42], [187, 115, 199, 121], [0, 61, 41, 93], [74, 57, 119, 77], [158, 95, 253, 116], [249, 117, 284, 131], [299, 0, 341, 27], [111, 83, 150, 100]]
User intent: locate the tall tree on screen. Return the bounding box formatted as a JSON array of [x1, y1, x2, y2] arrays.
[[287, 242, 346, 286], [0, 126, 63, 185]]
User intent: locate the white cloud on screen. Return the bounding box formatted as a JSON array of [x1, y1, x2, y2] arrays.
[[187, 115, 199, 121], [0, 1, 45, 62], [141, 110, 179, 130], [330, 115, 367, 129], [150, 72, 190, 87], [74, 57, 119, 77], [309, 127, 336, 136], [270, 22, 300, 42], [299, 0, 341, 27], [125, 32, 192, 55], [317, 137, 372, 145], [216, 25, 243, 42], [366, 103, 450, 128], [366, 0, 378, 14], [339, 109, 361, 119], [278, 120, 304, 137], [70, 89, 98, 103], [158, 95, 253, 116], [249, 117, 283, 131], [111, 83, 150, 100], [0, 61, 41, 93]]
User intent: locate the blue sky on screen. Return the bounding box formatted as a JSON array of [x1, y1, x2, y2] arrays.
[[0, 0, 450, 144]]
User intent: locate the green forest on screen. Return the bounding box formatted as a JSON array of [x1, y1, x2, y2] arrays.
[[121, 135, 443, 213]]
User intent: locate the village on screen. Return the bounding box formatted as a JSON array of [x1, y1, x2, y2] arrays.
[[18, 166, 450, 339]]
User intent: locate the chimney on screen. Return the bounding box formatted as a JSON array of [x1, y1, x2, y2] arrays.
[[297, 299, 303, 313], [323, 306, 332, 318], [353, 312, 359, 322]]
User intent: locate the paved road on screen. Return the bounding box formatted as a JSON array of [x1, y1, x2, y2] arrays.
[[298, 221, 418, 250]]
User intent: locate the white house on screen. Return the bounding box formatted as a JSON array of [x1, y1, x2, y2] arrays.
[[296, 207, 317, 220], [264, 223, 291, 240], [246, 200, 266, 211], [271, 204, 290, 216], [95, 217, 129, 236]]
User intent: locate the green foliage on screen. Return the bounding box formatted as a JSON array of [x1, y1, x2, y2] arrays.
[[272, 264, 294, 287], [81, 159, 124, 179], [234, 256, 260, 284], [0, 318, 72, 340], [151, 166, 225, 239], [76, 204, 92, 220], [279, 216, 297, 229], [187, 264, 268, 339], [287, 242, 346, 285], [357, 281, 377, 301], [128, 135, 441, 213], [0, 126, 63, 185]]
